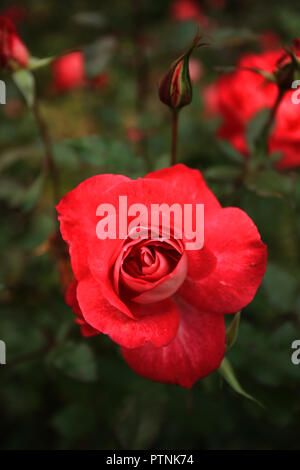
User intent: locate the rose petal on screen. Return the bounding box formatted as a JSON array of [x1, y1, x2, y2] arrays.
[[65, 280, 99, 337], [145, 164, 221, 214], [57, 173, 129, 279], [179, 207, 267, 314], [121, 296, 226, 388], [57, 173, 136, 318], [76, 275, 180, 348], [131, 251, 188, 303], [84, 177, 196, 312]]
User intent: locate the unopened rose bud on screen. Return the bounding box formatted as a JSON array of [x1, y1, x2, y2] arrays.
[[275, 61, 297, 92], [274, 38, 300, 92], [291, 38, 300, 56], [159, 32, 208, 110], [0, 16, 29, 71], [233, 38, 300, 95], [159, 55, 192, 109]]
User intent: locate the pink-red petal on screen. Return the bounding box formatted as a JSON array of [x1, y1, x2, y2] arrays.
[[65, 280, 99, 337], [145, 164, 221, 214], [76, 275, 180, 348], [180, 207, 267, 314], [121, 296, 226, 388]]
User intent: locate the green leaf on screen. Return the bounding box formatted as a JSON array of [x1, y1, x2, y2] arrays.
[[218, 357, 264, 407], [263, 263, 298, 313], [51, 403, 97, 440], [63, 136, 145, 177], [12, 69, 36, 108], [245, 169, 292, 199], [0, 147, 32, 173], [0, 174, 44, 210], [0, 178, 24, 206], [115, 384, 167, 450], [204, 165, 242, 181], [269, 152, 283, 164], [22, 173, 44, 212], [48, 341, 98, 383], [226, 312, 241, 349], [28, 56, 55, 71], [246, 108, 270, 154], [217, 140, 245, 165]]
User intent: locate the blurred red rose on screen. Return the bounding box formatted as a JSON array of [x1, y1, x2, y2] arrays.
[[52, 51, 109, 93], [0, 16, 29, 70], [203, 83, 219, 116], [89, 73, 109, 89], [1, 6, 27, 26], [189, 57, 203, 83], [126, 127, 145, 143], [57, 164, 267, 387], [259, 31, 281, 50], [170, 0, 209, 26], [205, 49, 300, 169]]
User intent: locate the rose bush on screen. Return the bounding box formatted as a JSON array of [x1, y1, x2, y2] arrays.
[[0, 16, 29, 70], [205, 48, 300, 169], [57, 164, 267, 388]]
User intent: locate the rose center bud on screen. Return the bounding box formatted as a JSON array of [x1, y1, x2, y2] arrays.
[[140, 247, 155, 267], [113, 235, 188, 305]]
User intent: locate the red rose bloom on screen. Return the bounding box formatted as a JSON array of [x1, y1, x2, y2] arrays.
[[57, 164, 267, 388], [259, 31, 281, 50], [189, 57, 203, 83], [52, 52, 85, 92], [126, 127, 145, 143], [0, 16, 29, 70], [205, 49, 300, 169], [1, 6, 27, 26], [52, 51, 108, 93], [170, 0, 208, 26]]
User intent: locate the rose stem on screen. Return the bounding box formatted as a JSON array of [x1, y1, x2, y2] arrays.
[[32, 99, 60, 207], [262, 89, 285, 152], [170, 109, 179, 166]]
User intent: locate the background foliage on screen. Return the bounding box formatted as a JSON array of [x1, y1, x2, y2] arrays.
[[1, 0, 300, 450]]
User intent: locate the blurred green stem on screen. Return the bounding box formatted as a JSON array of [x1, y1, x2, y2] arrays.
[[170, 110, 179, 166], [32, 100, 60, 205], [262, 89, 285, 153]]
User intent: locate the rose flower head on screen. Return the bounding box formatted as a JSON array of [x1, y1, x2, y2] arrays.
[[204, 41, 300, 169], [170, 0, 209, 26], [57, 164, 267, 388], [52, 51, 109, 93], [0, 16, 29, 70]]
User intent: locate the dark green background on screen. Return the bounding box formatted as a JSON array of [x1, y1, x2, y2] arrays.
[[0, 0, 300, 450]]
